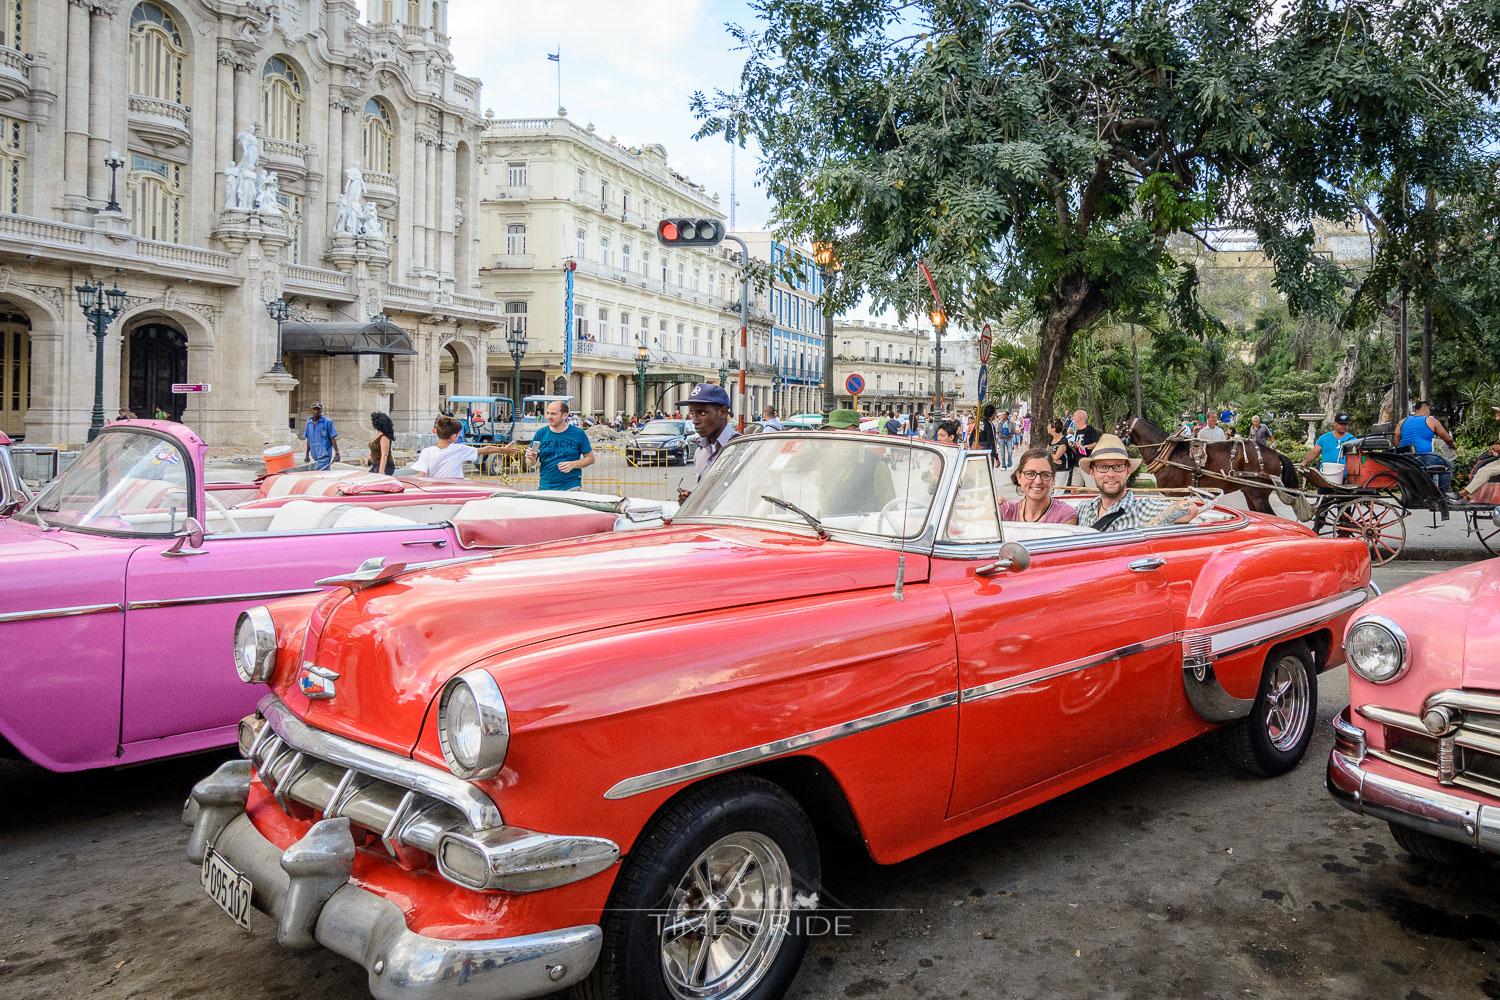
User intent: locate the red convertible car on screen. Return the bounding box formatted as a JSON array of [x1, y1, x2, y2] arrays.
[[1329, 559, 1500, 863], [183, 432, 1371, 1000]]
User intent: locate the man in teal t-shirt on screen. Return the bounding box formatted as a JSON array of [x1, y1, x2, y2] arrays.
[[524, 400, 594, 491], [1299, 412, 1356, 472]]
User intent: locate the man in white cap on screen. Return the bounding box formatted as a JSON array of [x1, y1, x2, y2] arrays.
[[1073, 433, 1197, 531]]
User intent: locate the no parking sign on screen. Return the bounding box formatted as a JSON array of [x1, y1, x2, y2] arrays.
[[845, 373, 865, 399]]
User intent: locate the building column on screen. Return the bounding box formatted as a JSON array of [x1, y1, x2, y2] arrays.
[[424, 141, 438, 274], [603, 374, 619, 419], [63, 0, 92, 211], [327, 99, 348, 245], [233, 59, 255, 142], [410, 138, 428, 272], [438, 140, 456, 281]]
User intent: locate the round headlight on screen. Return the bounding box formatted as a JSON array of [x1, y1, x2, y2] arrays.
[[233, 606, 278, 684], [437, 671, 509, 780], [1346, 615, 1409, 684]]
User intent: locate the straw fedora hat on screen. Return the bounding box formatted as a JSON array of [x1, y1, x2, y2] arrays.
[[1078, 433, 1141, 476]]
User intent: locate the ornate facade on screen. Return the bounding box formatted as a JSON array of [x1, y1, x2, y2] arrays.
[[832, 319, 957, 415], [0, 0, 497, 446]]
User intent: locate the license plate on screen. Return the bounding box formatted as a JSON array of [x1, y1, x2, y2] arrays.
[[201, 848, 254, 931]]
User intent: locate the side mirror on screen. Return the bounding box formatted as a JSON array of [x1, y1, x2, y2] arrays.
[[976, 540, 1031, 577], [163, 516, 206, 557]]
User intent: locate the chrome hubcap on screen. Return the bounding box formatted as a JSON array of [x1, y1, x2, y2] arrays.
[[1265, 655, 1311, 751], [659, 832, 792, 1000]]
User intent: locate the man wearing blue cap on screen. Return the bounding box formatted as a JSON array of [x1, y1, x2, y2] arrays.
[[678, 382, 739, 501]]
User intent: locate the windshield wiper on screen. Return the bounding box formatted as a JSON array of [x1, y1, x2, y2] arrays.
[[761, 495, 828, 539]]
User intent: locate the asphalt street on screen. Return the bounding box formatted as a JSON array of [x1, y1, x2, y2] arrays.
[[0, 561, 1493, 1000]]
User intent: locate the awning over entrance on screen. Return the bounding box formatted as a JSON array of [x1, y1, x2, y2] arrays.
[[280, 319, 417, 356]]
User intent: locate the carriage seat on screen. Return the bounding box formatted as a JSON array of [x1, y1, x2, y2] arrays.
[[1353, 435, 1392, 452]]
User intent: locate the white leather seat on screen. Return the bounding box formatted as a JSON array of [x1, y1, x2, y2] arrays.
[[266, 499, 335, 532], [330, 505, 415, 529]]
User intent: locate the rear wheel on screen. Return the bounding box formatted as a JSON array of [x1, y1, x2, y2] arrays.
[[1474, 511, 1500, 556], [581, 775, 820, 1000], [1329, 498, 1406, 565], [1223, 641, 1317, 776], [1388, 822, 1478, 866]]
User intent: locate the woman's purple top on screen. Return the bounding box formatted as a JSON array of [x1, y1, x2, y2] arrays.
[[998, 498, 1078, 524]]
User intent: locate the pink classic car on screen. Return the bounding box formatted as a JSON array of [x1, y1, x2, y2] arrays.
[[1, 421, 668, 772], [1328, 560, 1500, 862]]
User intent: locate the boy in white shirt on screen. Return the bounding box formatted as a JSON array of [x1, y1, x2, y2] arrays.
[[411, 415, 509, 479]]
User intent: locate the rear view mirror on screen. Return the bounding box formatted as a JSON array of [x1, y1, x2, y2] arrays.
[[163, 516, 206, 556]]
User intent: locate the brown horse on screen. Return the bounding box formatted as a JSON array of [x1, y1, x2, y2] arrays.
[[1115, 416, 1301, 515]]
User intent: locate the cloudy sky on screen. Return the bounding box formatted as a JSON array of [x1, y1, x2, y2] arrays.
[[438, 0, 774, 231]]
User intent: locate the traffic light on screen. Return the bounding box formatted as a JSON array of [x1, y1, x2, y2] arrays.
[[657, 218, 725, 248]]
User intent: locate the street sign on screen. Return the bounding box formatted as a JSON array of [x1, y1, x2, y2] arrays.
[[171, 383, 211, 393], [978, 324, 992, 362], [977, 365, 989, 402], [845, 373, 865, 396]]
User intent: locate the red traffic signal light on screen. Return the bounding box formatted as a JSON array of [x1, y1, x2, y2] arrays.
[[657, 218, 724, 248]]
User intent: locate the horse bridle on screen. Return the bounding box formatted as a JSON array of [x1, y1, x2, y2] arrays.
[[1122, 417, 1178, 474]]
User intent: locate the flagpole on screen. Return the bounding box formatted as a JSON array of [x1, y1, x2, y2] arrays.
[[549, 47, 563, 115]]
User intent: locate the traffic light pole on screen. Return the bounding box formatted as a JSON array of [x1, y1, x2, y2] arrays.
[[723, 234, 751, 432]]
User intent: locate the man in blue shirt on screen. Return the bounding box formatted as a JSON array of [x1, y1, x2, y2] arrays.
[[302, 403, 340, 470], [1395, 399, 1457, 493], [1299, 412, 1356, 476], [518, 400, 593, 491]]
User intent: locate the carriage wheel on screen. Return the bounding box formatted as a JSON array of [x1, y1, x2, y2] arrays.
[[1329, 499, 1406, 565], [1474, 510, 1500, 556], [1364, 472, 1402, 503]]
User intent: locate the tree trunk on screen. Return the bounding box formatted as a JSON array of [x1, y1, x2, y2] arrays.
[[1130, 324, 1142, 419], [1395, 291, 1409, 417], [1028, 274, 1105, 432], [1421, 300, 1432, 403]]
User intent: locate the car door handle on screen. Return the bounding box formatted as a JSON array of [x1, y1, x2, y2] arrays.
[[1129, 557, 1165, 572], [403, 538, 448, 548]]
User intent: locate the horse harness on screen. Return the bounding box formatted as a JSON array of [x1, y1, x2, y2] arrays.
[[1123, 417, 1274, 491]]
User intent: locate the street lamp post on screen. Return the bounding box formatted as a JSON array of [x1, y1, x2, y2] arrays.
[[772, 373, 783, 415], [812, 242, 841, 415], [103, 151, 126, 213], [929, 309, 947, 413], [75, 279, 127, 442], [718, 363, 729, 388], [506, 324, 528, 441], [264, 298, 292, 374], [635, 338, 649, 417]]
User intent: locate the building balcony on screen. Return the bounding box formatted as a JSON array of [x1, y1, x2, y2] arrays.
[[0, 46, 30, 102], [492, 185, 531, 201], [490, 253, 535, 269], [384, 281, 502, 323], [262, 137, 308, 179], [284, 264, 353, 299], [364, 170, 398, 200], [0, 212, 240, 283], [127, 94, 190, 149]]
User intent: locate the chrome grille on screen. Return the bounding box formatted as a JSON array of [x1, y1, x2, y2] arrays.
[[243, 695, 503, 861], [1359, 694, 1500, 799]]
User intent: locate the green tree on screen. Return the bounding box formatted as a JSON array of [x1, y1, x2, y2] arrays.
[[699, 0, 1500, 430]]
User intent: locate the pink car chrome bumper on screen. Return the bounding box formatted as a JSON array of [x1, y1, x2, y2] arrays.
[[1326, 707, 1500, 852]]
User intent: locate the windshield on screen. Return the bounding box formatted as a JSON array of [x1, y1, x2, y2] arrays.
[[679, 435, 947, 539], [19, 429, 191, 535], [639, 421, 688, 436]]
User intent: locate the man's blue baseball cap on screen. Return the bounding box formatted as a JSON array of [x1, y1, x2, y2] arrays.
[[683, 383, 731, 409]]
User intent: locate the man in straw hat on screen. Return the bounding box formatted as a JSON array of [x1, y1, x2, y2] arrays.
[[1073, 433, 1199, 531]]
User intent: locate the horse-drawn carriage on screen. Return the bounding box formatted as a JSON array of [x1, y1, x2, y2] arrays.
[[1118, 417, 1500, 565]]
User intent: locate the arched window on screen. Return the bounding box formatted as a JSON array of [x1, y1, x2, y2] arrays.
[[406, 0, 420, 23], [261, 56, 303, 143], [362, 98, 394, 174], [128, 151, 183, 244], [129, 3, 185, 103]]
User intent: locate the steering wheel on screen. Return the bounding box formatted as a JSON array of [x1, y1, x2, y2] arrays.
[[878, 496, 925, 535]]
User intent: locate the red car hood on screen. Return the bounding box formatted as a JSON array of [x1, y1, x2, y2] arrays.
[[282, 525, 930, 752]]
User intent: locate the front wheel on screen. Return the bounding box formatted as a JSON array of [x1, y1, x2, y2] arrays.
[[1223, 641, 1317, 777], [581, 775, 820, 1000], [1388, 822, 1478, 866]]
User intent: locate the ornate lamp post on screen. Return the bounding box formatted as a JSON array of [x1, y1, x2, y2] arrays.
[[103, 151, 126, 213], [75, 279, 128, 442], [718, 362, 729, 388], [505, 323, 528, 441], [635, 338, 649, 417], [812, 242, 841, 415], [264, 298, 292, 374], [772, 373, 783, 415], [929, 308, 947, 413]]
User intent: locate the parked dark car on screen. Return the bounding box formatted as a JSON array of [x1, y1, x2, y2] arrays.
[[625, 419, 698, 466]]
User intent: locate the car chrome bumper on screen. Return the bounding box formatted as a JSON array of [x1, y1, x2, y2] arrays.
[[183, 765, 601, 1000], [1326, 708, 1500, 853]]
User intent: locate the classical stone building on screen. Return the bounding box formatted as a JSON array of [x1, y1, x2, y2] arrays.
[[832, 319, 956, 415], [477, 117, 777, 418], [0, 0, 499, 447], [734, 230, 827, 417]]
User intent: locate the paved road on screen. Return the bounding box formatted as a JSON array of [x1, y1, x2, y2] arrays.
[[1, 562, 1492, 1000]]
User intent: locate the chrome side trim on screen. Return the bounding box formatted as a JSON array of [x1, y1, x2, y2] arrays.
[[960, 633, 1181, 704], [126, 587, 321, 611], [1191, 588, 1367, 659], [258, 694, 503, 831], [603, 692, 959, 800], [0, 601, 123, 624], [1182, 660, 1256, 723]]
